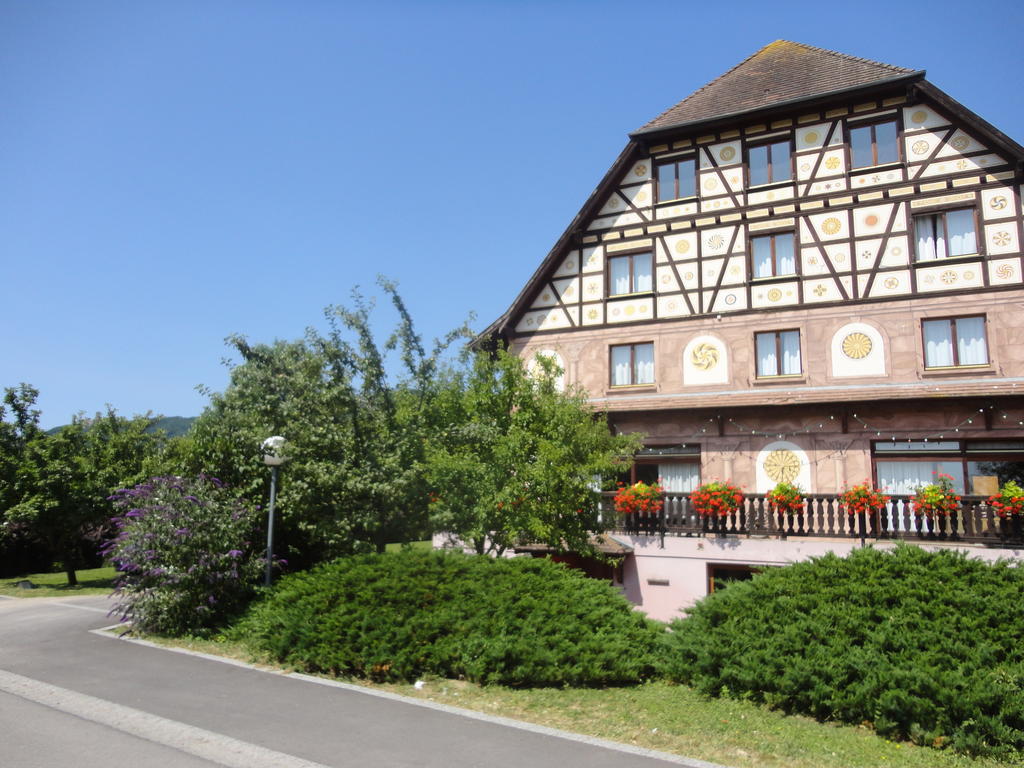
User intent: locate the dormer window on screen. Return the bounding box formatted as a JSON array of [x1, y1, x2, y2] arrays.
[[608, 252, 653, 296]]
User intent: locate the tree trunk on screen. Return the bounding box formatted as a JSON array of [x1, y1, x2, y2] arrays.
[[63, 557, 78, 587]]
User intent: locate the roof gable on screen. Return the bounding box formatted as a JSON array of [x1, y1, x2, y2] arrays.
[[635, 40, 918, 135]]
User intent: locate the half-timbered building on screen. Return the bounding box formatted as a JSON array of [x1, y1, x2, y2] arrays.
[[480, 41, 1024, 618]]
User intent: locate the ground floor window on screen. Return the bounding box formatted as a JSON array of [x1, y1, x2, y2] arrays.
[[707, 564, 761, 594]]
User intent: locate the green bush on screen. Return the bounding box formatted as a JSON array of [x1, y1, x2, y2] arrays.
[[234, 550, 665, 686], [664, 545, 1024, 759]]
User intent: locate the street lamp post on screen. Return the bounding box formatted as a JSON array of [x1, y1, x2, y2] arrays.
[[261, 436, 289, 587]]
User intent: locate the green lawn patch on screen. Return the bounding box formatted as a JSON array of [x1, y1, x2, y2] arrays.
[[0, 566, 115, 598]]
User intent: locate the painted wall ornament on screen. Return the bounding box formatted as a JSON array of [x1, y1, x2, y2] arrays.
[[691, 343, 719, 370], [764, 449, 801, 484], [841, 332, 872, 360]]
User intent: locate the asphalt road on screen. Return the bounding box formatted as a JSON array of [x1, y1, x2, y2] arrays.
[[0, 596, 725, 768]]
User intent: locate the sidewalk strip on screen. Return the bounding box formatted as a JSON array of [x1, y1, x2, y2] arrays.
[[0, 668, 330, 768]]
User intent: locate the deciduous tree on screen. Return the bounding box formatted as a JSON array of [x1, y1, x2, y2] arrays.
[[425, 350, 642, 555]]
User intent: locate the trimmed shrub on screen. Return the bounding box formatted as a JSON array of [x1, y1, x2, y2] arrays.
[[234, 550, 664, 686], [104, 476, 266, 635], [664, 545, 1024, 759]]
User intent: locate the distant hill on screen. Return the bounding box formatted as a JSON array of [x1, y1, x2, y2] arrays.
[[46, 416, 197, 437]]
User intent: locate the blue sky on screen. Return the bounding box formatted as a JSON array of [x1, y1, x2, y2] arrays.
[[3, 0, 1022, 428]]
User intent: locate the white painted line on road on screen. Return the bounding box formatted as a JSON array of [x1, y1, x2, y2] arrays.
[[0, 668, 331, 768], [95, 629, 730, 768]]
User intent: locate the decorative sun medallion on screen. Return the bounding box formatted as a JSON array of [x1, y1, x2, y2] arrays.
[[563, 286, 574, 297], [962, 271, 974, 281], [767, 288, 783, 302], [764, 450, 801, 484], [813, 285, 827, 297], [834, 253, 846, 263], [822, 217, 842, 235], [706, 234, 725, 249], [661, 274, 671, 284], [800, 162, 811, 172], [587, 308, 599, 320], [996, 263, 1015, 279], [891, 246, 903, 256], [608, 197, 618, 209], [955, 159, 968, 170], [691, 343, 720, 370], [639, 305, 648, 313], [703, 178, 719, 191], [565, 260, 575, 269], [724, 294, 737, 305], [542, 292, 551, 301], [719, 146, 736, 162], [884, 277, 899, 289], [842, 332, 873, 360], [825, 156, 840, 170], [675, 240, 691, 255], [634, 164, 648, 177], [685, 271, 694, 280], [940, 270, 958, 284], [809, 256, 819, 265], [994, 231, 1012, 246], [911, 110, 928, 124], [861, 250, 873, 261], [864, 214, 879, 227], [636, 191, 648, 203], [803, 131, 819, 145], [666, 300, 677, 311], [587, 283, 599, 295], [990, 195, 1009, 210], [526, 317, 534, 326], [611, 307, 621, 317], [912, 140, 930, 156], [624, 305, 636, 316], [951, 136, 970, 151]]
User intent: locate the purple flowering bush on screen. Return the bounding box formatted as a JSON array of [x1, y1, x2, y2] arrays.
[[103, 476, 266, 635]]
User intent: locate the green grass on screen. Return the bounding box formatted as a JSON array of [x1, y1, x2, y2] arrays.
[[143, 632, 1018, 768], [383, 539, 432, 553], [0, 566, 116, 598]]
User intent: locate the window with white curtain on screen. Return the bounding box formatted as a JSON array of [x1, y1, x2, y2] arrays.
[[922, 316, 988, 368], [608, 252, 653, 296], [610, 342, 654, 386], [755, 330, 801, 377], [635, 462, 700, 492], [875, 461, 965, 494], [914, 208, 977, 261], [752, 233, 796, 278]]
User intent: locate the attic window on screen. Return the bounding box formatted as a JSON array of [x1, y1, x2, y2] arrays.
[[656, 157, 696, 202], [849, 120, 899, 168]]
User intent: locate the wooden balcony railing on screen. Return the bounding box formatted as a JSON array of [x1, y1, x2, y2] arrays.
[[601, 493, 1024, 548]]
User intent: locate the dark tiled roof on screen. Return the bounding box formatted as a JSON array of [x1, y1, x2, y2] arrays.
[[635, 40, 918, 135]]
